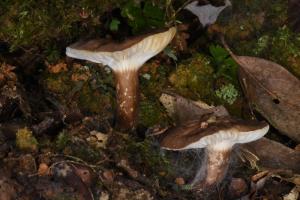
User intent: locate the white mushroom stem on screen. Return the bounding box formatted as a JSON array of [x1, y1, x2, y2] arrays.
[[192, 143, 233, 191], [114, 69, 139, 131]]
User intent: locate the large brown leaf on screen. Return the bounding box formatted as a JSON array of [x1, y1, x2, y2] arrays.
[[243, 138, 300, 173], [222, 38, 300, 142]]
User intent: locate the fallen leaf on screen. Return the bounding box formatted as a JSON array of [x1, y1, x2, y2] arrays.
[[243, 138, 300, 173], [159, 92, 229, 123], [0, 63, 16, 84], [47, 62, 68, 74], [185, 0, 231, 27], [222, 38, 300, 142]]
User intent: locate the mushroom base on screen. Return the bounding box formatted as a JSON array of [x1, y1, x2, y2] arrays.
[[192, 147, 231, 192], [114, 69, 139, 131]]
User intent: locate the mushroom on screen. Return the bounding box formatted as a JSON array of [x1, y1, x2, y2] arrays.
[[185, 0, 231, 27], [66, 27, 176, 131], [160, 116, 269, 191]]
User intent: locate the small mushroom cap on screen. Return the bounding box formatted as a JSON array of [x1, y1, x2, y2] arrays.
[[160, 117, 269, 151], [66, 27, 176, 72]]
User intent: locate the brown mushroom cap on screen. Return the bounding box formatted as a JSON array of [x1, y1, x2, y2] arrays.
[[66, 27, 176, 72], [160, 117, 269, 150]]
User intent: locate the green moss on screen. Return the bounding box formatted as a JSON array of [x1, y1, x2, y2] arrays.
[[55, 130, 71, 151], [140, 62, 171, 98], [43, 63, 114, 114], [169, 53, 215, 102], [16, 127, 38, 152], [250, 26, 300, 78], [45, 73, 71, 94], [220, 0, 300, 78], [70, 143, 101, 163], [78, 83, 112, 114], [126, 138, 170, 175], [0, 0, 129, 53], [139, 100, 167, 127]]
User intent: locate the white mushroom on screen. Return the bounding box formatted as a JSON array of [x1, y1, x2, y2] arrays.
[[160, 116, 269, 191], [66, 27, 176, 131]]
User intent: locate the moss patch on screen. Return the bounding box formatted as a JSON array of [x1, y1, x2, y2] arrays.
[[16, 127, 38, 152], [169, 53, 215, 103]]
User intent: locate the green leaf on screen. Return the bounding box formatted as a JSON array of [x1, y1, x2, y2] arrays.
[[209, 45, 228, 63], [109, 18, 120, 31], [143, 2, 165, 28], [121, 1, 146, 33], [121, 1, 165, 33]]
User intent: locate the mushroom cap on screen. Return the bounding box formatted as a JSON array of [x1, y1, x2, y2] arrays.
[[66, 27, 176, 72], [184, 0, 231, 27], [160, 117, 269, 151]]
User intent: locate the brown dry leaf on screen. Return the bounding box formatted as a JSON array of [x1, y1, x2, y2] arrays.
[[0, 63, 17, 83], [243, 138, 300, 173], [159, 92, 229, 123], [47, 62, 68, 74], [222, 38, 300, 142]]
